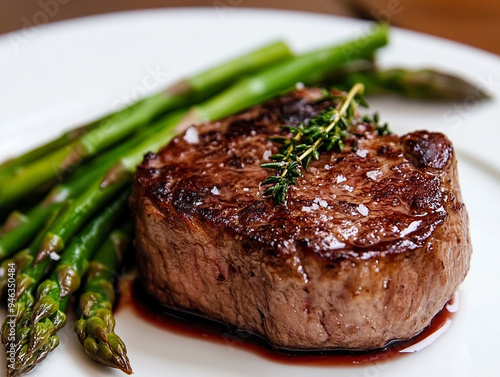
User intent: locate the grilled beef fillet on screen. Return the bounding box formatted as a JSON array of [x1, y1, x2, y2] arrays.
[[130, 88, 472, 350]]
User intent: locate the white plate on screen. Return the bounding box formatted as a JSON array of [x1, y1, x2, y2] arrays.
[[1, 8, 499, 377]]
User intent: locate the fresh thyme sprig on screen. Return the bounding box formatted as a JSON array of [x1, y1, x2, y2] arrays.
[[261, 83, 367, 205]]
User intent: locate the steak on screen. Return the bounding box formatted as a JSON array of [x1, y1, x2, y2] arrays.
[[130, 88, 472, 350]]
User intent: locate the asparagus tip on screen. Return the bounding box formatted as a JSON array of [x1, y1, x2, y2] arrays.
[[60, 143, 86, 170], [1, 211, 28, 233], [41, 187, 69, 207], [67, 123, 93, 140], [56, 265, 80, 298], [7, 367, 20, 377], [163, 79, 192, 97], [477, 88, 492, 101], [118, 357, 133, 375], [100, 161, 128, 189], [31, 297, 58, 325], [15, 275, 34, 300], [83, 334, 133, 374], [111, 349, 133, 375], [432, 69, 493, 101], [34, 234, 63, 264]]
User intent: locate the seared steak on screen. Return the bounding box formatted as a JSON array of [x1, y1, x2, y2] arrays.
[[130, 88, 472, 350]]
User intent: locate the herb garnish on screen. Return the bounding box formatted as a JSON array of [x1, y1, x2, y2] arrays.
[[261, 83, 367, 205], [362, 112, 392, 136]]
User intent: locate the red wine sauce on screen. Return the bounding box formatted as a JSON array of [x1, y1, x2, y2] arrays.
[[121, 278, 457, 367]]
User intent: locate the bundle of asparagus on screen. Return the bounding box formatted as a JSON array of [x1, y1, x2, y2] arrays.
[[0, 22, 489, 376]]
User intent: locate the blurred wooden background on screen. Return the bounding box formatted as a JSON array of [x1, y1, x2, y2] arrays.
[[1, 0, 499, 54]]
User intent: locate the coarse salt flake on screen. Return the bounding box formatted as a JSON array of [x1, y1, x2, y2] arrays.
[[262, 150, 272, 160], [210, 186, 220, 195], [343, 184, 354, 192], [357, 204, 369, 216], [356, 149, 368, 158], [302, 203, 319, 212], [367, 169, 382, 181], [50, 252, 60, 261], [400, 220, 422, 237], [183, 126, 199, 144], [313, 197, 328, 208], [336, 175, 346, 183]]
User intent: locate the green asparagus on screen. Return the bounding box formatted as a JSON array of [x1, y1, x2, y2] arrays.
[[101, 110, 184, 187], [330, 66, 491, 101], [175, 23, 389, 132], [1, 211, 29, 234], [33, 173, 127, 266], [0, 203, 62, 261], [75, 225, 133, 374], [1, 204, 64, 347], [0, 141, 129, 262], [0, 119, 102, 178], [34, 109, 186, 264], [0, 179, 125, 360], [0, 146, 120, 261], [0, 105, 190, 260], [6, 191, 129, 377], [0, 41, 292, 208]]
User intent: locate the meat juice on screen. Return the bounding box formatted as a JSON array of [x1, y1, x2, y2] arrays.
[[120, 278, 457, 367]]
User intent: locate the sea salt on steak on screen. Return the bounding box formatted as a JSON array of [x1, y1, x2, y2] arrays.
[[130, 88, 472, 350]]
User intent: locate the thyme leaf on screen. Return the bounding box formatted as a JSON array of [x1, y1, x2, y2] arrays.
[[261, 83, 367, 205], [362, 112, 392, 136]]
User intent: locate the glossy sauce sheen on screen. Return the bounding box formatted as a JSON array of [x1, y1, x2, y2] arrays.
[[126, 279, 457, 366]]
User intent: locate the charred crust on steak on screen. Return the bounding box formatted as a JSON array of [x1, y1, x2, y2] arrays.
[[135, 88, 455, 262], [130, 87, 472, 350], [402, 131, 453, 170]]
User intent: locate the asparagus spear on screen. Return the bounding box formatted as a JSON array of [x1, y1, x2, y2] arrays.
[[0, 176, 126, 348], [0, 120, 103, 177], [101, 110, 185, 187], [0, 41, 292, 208], [1, 204, 64, 347], [1, 211, 29, 234], [0, 140, 128, 261], [0, 240, 38, 298], [0, 203, 62, 261], [33, 110, 186, 265], [6, 191, 129, 377], [331, 67, 491, 101], [0, 106, 188, 261], [32, 172, 127, 266], [176, 23, 389, 132], [167, 40, 293, 101], [75, 225, 133, 374]]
